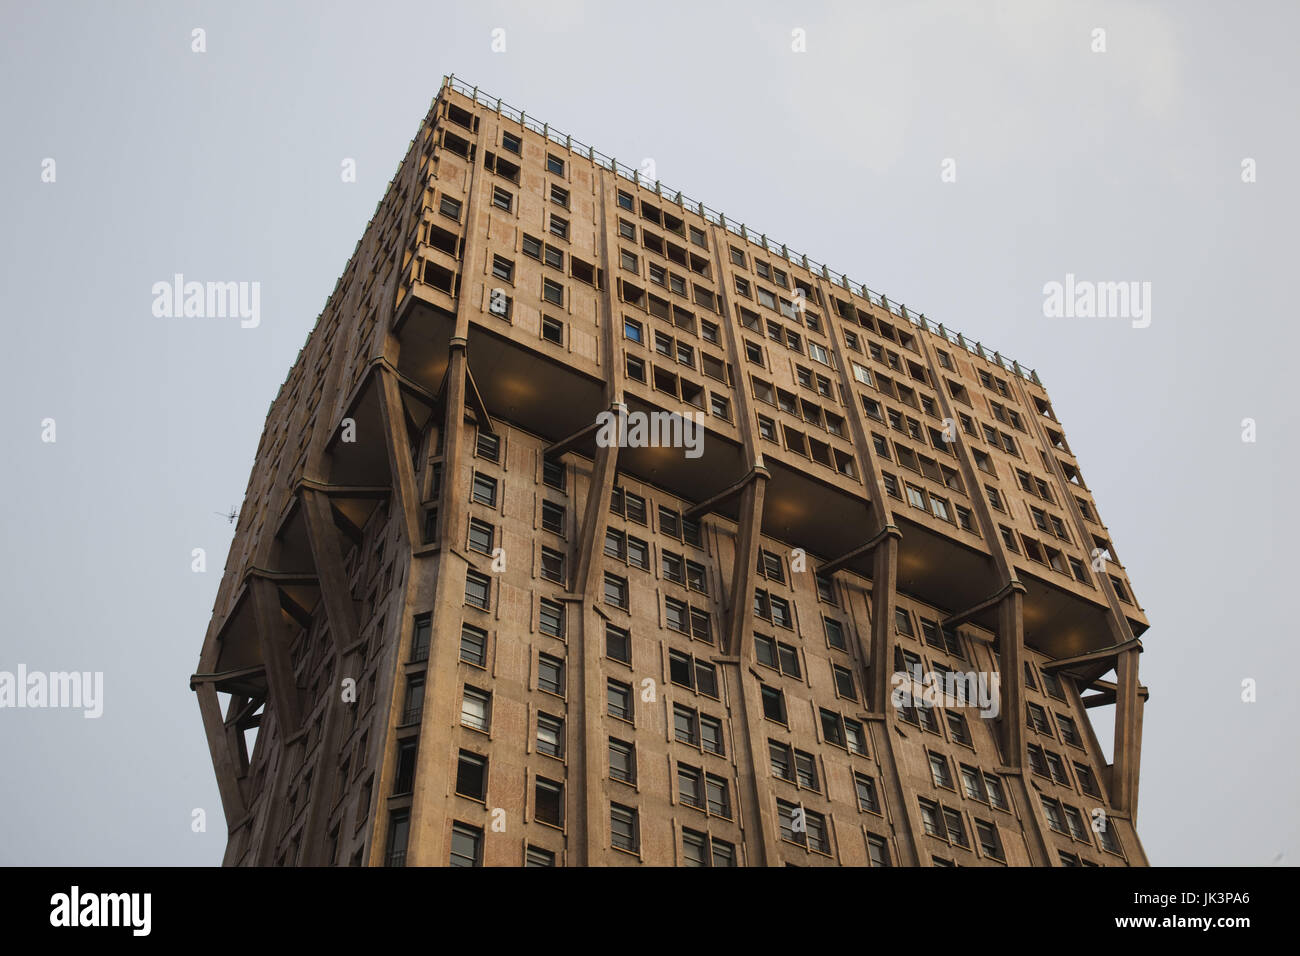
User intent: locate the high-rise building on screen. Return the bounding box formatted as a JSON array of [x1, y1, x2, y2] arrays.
[[191, 76, 1150, 867]]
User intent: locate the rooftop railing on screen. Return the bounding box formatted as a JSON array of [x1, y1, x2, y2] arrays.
[[441, 75, 1042, 387]]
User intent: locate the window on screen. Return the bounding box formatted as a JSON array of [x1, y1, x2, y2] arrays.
[[465, 569, 491, 610], [617, 190, 634, 211], [769, 739, 793, 781], [757, 548, 785, 583], [1075, 762, 1101, 797], [929, 751, 955, 789], [607, 679, 632, 721], [525, 846, 555, 867], [960, 764, 986, 802], [393, 739, 417, 796], [1040, 796, 1067, 834], [1027, 702, 1052, 735], [459, 622, 487, 667], [491, 255, 513, 282], [533, 777, 564, 828], [1057, 712, 1081, 747], [604, 573, 628, 609], [918, 799, 944, 838], [456, 750, 487, 801], [976, 820, 1004, 860], [411, 614, 433, 663], [540, 314, 565, 345], [540, 500, 565, 535], [537, 713, 564, 758], [540, 546, 566, 584], [609, 737, 636, 783], [542, 277, 564, 307], [468, 517, 494, 554], [855, 773, 881, 813], [820, 708, 846, 747], [435, 194, 463, 226], [946, 710, 972, 746], [401, 676, 425, 725], [491, 186, 513, 212], [1064, 805, 1089, 841], [832, 664, 857, 700], [778, 800, 806, 846], [844, 718, 867, 755], [537, 653, 565, 696], [985, 773, 1009, 811], [678, 764, 703, 809], [894, 607, 915, 637], [449, 822, 482, 867], [546, 153, 565, 175], [701, 714, 724, 755], [605, 623, 631, 664], [610, 803, 639, 853], [549, 215, 568, 240], [794, 750, 819, 792], [461, 686, 490, 731], [624, 316, 644, 344], [761, 684, 787, 723], [823, 616, 846, 650], [674, 704, 700, 746], [538, 598, 565, 638], [471, 472, 497, 506], [754, 634, 801, 677]]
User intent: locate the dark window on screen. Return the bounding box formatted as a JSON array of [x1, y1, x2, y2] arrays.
[[456, 750, 487, 800], [459, 622, 487, 666]]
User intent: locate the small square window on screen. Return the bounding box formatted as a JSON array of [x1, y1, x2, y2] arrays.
[[542, 315, 565, 345]]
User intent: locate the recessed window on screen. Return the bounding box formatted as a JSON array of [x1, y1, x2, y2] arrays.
[[546, 153, 565, 175], [491, 186, 513, 212], [607, 679, 632, 721], [461, 686, 491, 731], [542, 277, 564, 306], [605, 623, 631, 664], [471, 472, 497, 506], [459, 622, 486, 667], [761, 684, 787, 723], [609, 737, 636, 783], [538, 598, 565, 639], [468, 517, 494, 554], [855, 773, 881, 813], [537, 713, 564, 758], [540, 545, 566, 584], [448, 822, 482, 867], [464, 569, 491, 610], [542, 315, 565, 345], [541, 500, 565, 535], [535, 777, 564, 828], [604, 572, 628, 609], [610, 803, 639, 853], [456, 750, 488, 801], [439, 195, 463, 221]]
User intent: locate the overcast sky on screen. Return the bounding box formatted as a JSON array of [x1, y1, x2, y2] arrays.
[[1, 0, 1296, 866]]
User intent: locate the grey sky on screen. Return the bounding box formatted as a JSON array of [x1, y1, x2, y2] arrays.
[[1, 0, 1295, 866]]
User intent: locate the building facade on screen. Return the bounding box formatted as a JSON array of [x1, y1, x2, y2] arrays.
[[191, 76, 1150, 867]]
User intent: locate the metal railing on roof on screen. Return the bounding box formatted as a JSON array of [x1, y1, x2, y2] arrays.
[[439, 75, 1041, 387]]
